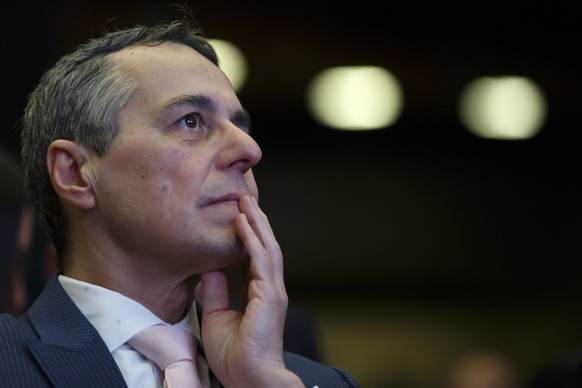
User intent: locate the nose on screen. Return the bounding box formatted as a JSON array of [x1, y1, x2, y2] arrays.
[[216, 122, 262, 173]]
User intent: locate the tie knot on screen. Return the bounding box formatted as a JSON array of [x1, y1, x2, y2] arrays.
[[128, 325, 198, 370]]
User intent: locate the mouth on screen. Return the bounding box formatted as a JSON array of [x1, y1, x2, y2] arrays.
[[206, 193, 243, 206]]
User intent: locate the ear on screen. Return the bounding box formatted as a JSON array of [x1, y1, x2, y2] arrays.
[[47, 139, 96, 210]]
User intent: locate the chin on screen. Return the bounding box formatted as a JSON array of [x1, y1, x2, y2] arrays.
[[196, 239, 248, 272], [220, 247, 249, 269]]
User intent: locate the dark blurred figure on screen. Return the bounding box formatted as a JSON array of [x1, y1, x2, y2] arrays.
[[283, 303, 322, 362], [0, 145, 27, 315], [0, 145, 55, 315], [529, 351, 581, 388], [445, 348, 522, 388]]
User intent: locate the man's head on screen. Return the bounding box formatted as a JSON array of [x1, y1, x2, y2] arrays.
[[21, 20, 261, 272]]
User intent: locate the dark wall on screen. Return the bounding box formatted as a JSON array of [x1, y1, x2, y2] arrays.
[[2, 0, 581, 336]]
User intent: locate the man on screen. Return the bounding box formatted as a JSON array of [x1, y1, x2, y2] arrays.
[[0, 18, 358, 387]]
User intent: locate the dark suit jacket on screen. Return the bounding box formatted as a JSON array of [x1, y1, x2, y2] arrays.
[[0, 276, 358, 387]]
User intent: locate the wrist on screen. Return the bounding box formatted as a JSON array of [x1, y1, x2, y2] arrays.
[[227, 368, 304, 388]]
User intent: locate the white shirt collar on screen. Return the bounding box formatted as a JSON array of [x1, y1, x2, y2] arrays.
[[58, 274, 201, 352]]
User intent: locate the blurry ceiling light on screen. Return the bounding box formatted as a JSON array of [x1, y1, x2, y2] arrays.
[[209, 38, 248, 92], [458, 76, 547, 140], [306, 66, 404, 131]]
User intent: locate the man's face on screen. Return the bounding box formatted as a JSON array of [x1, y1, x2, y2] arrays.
[[90, 42, 262, 274]]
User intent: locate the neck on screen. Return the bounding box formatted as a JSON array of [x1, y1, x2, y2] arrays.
[[63, 252, 198, 324]]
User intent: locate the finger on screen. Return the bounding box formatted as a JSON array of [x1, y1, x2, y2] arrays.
[[194, 280, 202, 302], [236, 213, 289, 334], [250, 196, 285, 282], [237, 229, 287, 309], [235, 213, 273, 282], [238, 262, 251, 311], [200, 271, 229, 316], [238, 196, 276, 248], [238, 196, 283, 276]]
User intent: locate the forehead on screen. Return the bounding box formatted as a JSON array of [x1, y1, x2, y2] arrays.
[[111, 42, 239, 110]]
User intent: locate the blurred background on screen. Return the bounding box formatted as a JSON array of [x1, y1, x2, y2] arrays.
[[1, 1, 581, 387]]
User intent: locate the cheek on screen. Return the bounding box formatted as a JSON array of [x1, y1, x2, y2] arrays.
[[148, 151, 192, 197], [151, 150, 213, 208], [96, 138, 212, 222], [98, 147, 186, 200]]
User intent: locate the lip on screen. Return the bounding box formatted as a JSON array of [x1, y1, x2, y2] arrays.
[[206, 193, 243, 206]]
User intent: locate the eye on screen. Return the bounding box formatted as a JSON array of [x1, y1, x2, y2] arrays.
[[178, 113, 202, 132]]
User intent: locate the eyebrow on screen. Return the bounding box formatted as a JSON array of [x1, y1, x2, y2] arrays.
[[161, 94, 252, 133], [163, 94, 217, 113]]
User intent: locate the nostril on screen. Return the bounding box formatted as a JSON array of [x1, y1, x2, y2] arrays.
[[236, 134, 262, 170], [230, 150, 261, 174], [218, 122, 262, 171]]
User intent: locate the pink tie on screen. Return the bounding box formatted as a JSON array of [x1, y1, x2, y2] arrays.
[[128, 325, 203, 388]]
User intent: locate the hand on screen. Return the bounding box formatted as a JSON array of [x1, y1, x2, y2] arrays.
[[197, 195, 303, 388]]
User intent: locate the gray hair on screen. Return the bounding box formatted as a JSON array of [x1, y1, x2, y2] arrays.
[[21, 20, 218, 267]]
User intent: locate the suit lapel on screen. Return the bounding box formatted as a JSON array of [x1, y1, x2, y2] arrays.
[[25, 276, 127, 387], [26, 337, 127, 388]]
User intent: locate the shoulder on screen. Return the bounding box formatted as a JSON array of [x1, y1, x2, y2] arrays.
[[283, 351, 359, 388], [0, 312, 36, 342], [0, 313, 46, 385], [0, 312, 38, 354]]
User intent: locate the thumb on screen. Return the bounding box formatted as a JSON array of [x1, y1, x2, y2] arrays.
[[199, 271, 229, 317]]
